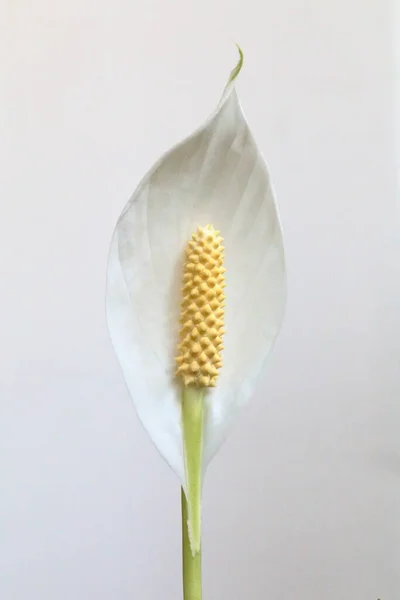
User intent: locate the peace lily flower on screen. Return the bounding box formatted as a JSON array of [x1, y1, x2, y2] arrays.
[[106, 48, 285, 599]]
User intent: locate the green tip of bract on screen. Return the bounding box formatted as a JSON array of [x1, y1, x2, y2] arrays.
[[227, 44, 244, 85]]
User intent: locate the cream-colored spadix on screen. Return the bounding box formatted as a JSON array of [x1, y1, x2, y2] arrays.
[[175, 224, 226, 388], [106, 49, 286, 489]]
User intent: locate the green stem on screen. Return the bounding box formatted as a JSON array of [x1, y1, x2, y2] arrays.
[[181, 386, 204, 554], [182, 487, 202, 600]]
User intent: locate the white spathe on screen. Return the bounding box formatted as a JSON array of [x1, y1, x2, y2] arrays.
[[106, 54, 286, 488]]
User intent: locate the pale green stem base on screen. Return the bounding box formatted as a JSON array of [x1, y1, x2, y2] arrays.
[[181, 385, 204, 600], [182, 487, 202, 600], [181, 386, 204, 554]]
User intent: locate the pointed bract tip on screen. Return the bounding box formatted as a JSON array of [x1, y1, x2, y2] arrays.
[[227, 44, 244, 85]]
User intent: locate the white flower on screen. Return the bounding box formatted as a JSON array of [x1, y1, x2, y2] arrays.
[[106, 49, 286, 490]]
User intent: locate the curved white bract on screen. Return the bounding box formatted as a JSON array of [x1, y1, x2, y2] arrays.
[[106, 51, 286, 487]]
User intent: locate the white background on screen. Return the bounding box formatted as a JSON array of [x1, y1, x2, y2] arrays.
[[0, 1, 398, 599]]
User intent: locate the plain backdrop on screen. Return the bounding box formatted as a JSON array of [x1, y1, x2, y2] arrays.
[[0, 1, 399, 599]]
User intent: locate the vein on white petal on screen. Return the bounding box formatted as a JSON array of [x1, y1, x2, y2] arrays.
[[225, 157, 259, 240], [191, 93, 245, 224], [145, 184, 158, 286], [195, 127, 244, 219], [117, 232, 152, 363]]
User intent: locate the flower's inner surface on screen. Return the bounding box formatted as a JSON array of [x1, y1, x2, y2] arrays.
[[176, 225, 226, 387]]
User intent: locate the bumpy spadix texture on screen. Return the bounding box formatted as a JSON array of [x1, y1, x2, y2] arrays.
[[176, 225, 226, 387]]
